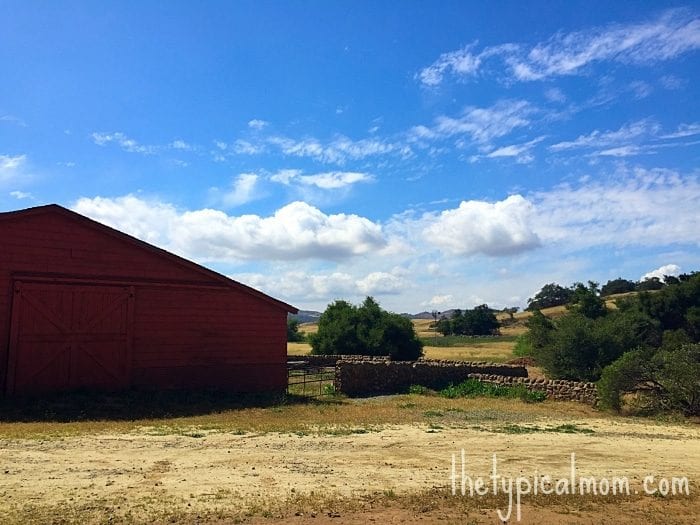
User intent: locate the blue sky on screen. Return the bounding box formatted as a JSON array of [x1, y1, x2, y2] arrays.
[[2, 1, 700, 312]]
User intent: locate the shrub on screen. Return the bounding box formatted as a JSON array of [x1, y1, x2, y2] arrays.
[[438, 379, 545, 403], [597, 344, 700, 415], [513, 333, 533, 356]]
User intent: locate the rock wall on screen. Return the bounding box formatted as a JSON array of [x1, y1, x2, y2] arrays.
[[468, 373, 598, 405], [287, 355, 386, 367], [334, 359, 527, 396]]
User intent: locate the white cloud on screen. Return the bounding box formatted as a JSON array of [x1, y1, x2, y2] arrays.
[[9, 190, 32, 200], [215, 173, 260, 207], [422, 195, 540, 256], [594, 145, 645, 157], [418, 10, 700, 85], [508, 10, 700, 81], [544, 87, 566, 103], [356, 271, 406, 295], [483, 136, 545, 164], [267, 135, 408, 165], [423, 294, 454, 307], [417, 43, 484, 86], [0, 154, 27, 184], [629, 80, 653, 99], [73, 195, 387, 262], [413, 100, 535, 146], [169, 139, 192, 151], [659, 74, 685, 90], [641, 264, 681, 281], [0, 115, 27, 127], [248, 119, 269, 130], [549, 119, 656, 151], [532, 168, 700, 249], [91, 132, 156, 155], [660, 123, 700, 139], [271, 169, 373, 190]]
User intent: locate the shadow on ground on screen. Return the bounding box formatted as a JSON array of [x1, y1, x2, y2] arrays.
[[0, 388, 342, 423]]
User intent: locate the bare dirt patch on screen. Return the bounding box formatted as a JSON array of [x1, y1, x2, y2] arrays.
[[1, 411, 698, 523]]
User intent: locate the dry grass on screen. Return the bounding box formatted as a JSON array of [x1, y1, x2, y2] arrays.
[[3, 485, 697, 525], [287, 342, 312, 355], [421, 342, 515, 362], [0, 394, 598, 440]]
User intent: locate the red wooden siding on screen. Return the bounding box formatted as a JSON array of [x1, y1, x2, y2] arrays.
[[7, 282, 134, 394], [0, 205, 295, 395]]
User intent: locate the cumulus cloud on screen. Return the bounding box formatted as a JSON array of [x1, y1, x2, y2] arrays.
[[72, 195, 387, 262], [423, 294, 454, 307], [641, 264, 681, 282], [422, 195, 540, 256], [356, 271, 406, 295], [235, 269, 407, 304], [215, 173, 260, 207]]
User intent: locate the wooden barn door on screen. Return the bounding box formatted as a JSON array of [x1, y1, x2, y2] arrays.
[[6, 281, 134, 394]]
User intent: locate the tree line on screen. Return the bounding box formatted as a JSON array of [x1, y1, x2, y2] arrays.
[[521, 272, 700, 415]]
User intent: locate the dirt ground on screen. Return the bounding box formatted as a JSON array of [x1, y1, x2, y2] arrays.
[[1, 416, 699, 524]]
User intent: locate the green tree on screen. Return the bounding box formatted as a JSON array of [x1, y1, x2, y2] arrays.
[[463, 304, 499, 335], [526, 283, 574, 310], [568, 281, 607, 319], [309, 297, 423, 360], [287, 317, 305, 342], [600, 277, 636, 297]]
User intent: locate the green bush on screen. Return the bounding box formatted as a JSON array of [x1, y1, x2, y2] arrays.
[[597, 344, 700, 415], [513, 333, 533, 356], [309, 297, 423, 360], [438, 379, 545, 403]]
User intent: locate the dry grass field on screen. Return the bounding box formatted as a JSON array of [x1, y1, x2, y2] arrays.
[[1, 393, 698, 524]]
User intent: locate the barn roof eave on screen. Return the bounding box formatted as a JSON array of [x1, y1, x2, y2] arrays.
[[0, 204, 299, 314]]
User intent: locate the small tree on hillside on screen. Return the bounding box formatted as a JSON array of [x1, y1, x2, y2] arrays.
[[601, 278, 636, 297], [526, 283, 574, 310]]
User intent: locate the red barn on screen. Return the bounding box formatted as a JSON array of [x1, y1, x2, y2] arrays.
[[0, 204, 297, 396]]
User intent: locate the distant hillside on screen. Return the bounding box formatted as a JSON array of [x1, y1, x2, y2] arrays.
[[289, 310, 322, 323]]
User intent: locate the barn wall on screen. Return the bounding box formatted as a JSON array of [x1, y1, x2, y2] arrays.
[[0, 211, 289, 394], [131, 286, 287, 391]]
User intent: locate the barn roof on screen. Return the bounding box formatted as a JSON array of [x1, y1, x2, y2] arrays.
[[0, 204, 298, 314]]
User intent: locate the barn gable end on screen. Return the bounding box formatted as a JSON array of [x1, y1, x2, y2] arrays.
[[0, 204, 297, 395]]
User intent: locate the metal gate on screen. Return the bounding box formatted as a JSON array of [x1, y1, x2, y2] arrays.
[[6, 281, 134, 394], [287, 361, 335, 397]]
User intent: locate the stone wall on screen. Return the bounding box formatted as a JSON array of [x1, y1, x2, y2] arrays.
[[287, 355, 386, 367], [467, 373, 598, 405], [334, 359, 527, 397]]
